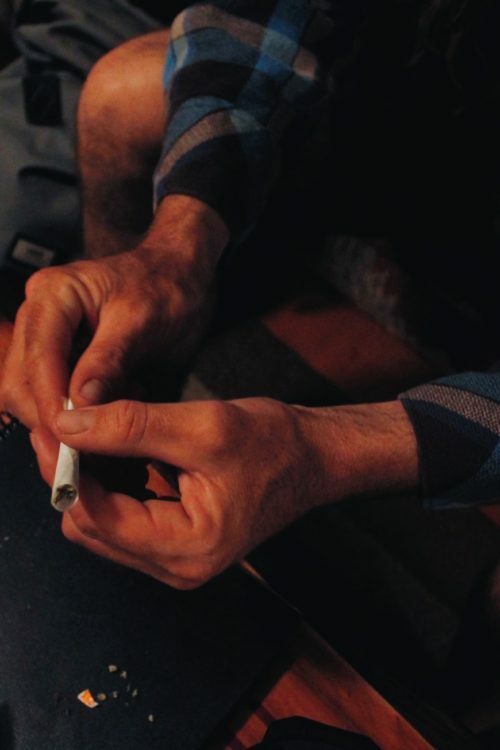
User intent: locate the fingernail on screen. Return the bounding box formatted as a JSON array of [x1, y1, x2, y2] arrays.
[[80, 378, 107, 404], [56, 408, 94, 434]]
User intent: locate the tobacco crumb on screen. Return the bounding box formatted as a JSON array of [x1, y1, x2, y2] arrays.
[[77, 689, 99, 709], [148, 714, 155, 723], [108, 664, 118, 673], [97, 693, 107, 702]]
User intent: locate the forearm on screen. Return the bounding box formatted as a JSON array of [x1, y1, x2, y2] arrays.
[[305, 371, 500, 511], [295, 400, 419, 507], [133, 194, 229, 300]]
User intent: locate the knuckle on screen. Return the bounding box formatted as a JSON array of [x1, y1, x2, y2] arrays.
[[88, 341, 127, 377], [198, 401, 237, 454], [113, 399, 148, 447], [24, 268, 57, 298], [130, 299, 156, 330], [26, 264, 88, 307]]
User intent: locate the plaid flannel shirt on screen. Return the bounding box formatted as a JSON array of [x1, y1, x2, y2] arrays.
[[153, 0, 500, 509]]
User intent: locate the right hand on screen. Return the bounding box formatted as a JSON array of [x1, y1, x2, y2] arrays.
[[32, 396, 330, 588], [30, 396, 418, 589], [0, 246, 213, 430]]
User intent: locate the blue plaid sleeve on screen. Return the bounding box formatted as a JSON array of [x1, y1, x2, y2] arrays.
[[399, 373, 500, 508], [153, 0, 334, 245]]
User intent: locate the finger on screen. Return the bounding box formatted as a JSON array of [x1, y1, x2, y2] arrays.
[[53, 399, 229, 468], [0, 318, 13, 370], [69, 300, 151, 408], [1, 305, 39, 427], [36, 427, 212, 588], [4, 384, 38, 429], [61, 511, 195, 589], [30, 427, 60, 483], [34, 418, 198, 560], [66, 472, 194, 559], [24, 275, 84, 427], [33, 429, 198, 577]]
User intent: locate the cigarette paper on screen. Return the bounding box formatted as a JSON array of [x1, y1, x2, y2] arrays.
[[51, 398, 79, 512]]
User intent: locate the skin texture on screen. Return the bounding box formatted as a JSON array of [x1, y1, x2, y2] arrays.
[[1, 28, 420, 588], [0, 194, 228, 429], [77, 30, 170, 257], [0, 29, 228, 429], [31, 398, 418, 590], [0, 26, 207, 443]]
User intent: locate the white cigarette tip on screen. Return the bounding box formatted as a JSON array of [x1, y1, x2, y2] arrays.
[[51, 398, 80, 512]]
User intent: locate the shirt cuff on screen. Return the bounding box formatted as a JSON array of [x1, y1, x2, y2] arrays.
[[399, 373, 500, 509], [154, 124, 275, 247]]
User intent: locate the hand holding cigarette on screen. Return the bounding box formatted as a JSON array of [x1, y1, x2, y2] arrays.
[[35, 397, 334, 589], [51, 399, 80, 512]]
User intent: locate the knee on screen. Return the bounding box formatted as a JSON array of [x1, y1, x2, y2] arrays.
[[78, 30, 169, 148]]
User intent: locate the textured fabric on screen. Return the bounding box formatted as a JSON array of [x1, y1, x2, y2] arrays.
[[154, 1, 500, 508], [154, 0, 336, 244], [400, 373, 500, 509], [0, 0, 161, 272]]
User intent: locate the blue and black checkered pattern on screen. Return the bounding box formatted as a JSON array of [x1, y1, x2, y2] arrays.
[[154, 0, 335, 244], [400, 373, 500, 508]]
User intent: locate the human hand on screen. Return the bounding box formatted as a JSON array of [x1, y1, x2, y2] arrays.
[[31, 397, 330, 589], [0, 196, 227, 430]]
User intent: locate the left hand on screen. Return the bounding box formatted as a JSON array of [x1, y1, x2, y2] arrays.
[[31, 397, 330, 589], [0, 195, 227, 431]]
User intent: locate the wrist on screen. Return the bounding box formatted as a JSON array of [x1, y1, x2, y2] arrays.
[[134, 195, 228, 295], [295, 400, 419, 506]]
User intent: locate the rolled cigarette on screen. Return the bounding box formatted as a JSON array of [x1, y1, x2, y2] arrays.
[[51, 399, 79, 512]]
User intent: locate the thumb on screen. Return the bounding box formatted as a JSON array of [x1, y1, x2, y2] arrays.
[[69, 307, 142, 407], [53, 399, 214, 469]]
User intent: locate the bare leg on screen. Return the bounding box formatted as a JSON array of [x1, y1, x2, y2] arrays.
[[77, 30, 169, 257]]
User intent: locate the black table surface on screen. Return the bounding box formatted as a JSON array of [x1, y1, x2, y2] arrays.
[[0, 425, 297, 750]]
